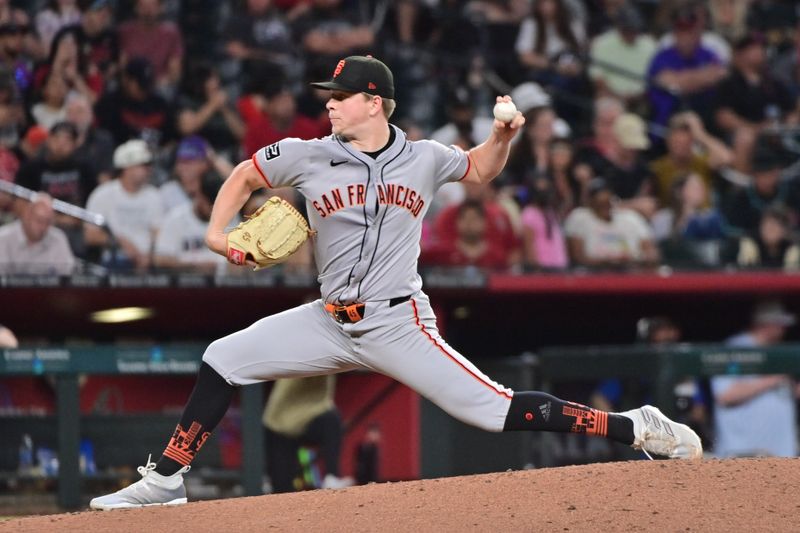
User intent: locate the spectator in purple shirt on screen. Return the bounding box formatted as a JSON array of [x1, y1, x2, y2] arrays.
[[647, 6, 727, 128]]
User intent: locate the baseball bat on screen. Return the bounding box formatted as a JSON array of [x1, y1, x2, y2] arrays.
[[0, 179, 107, 227]]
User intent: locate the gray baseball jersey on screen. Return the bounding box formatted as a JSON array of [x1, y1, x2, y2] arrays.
[[205, 125, 513, 432], [252, 125, 468, 304]]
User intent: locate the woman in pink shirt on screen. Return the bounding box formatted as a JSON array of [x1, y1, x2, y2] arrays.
[[521, 177, 569, 269]]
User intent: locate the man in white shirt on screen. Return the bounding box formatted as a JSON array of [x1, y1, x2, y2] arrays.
[[565, 179, 659, 268], [154, 176, 225, 272], [84, 140, 163, 271], [0, 193, 75, 275]]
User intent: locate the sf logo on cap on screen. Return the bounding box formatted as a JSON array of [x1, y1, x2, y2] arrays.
[[333, 60, 346, 78]]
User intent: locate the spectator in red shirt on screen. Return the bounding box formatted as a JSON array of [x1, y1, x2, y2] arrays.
[[118, 0, 183, 94], [430, 182, 521, 268], [32, 25, 105, 104], [421, 199, 514, 270], [240, 80, 325, 157]]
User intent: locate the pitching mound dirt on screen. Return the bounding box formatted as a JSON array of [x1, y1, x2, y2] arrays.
[[2, 458, 797, 532]]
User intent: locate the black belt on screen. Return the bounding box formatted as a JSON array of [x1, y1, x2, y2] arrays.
[[389, 294, 412, 307]]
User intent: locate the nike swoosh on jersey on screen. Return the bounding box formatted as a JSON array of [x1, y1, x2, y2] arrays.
[[330, 160, 348, 167]]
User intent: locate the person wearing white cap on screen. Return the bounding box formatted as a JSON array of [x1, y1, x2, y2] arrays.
[[711, 300, 800, 458], [84, 139, 163, 270], [509, 82, 571, 138]]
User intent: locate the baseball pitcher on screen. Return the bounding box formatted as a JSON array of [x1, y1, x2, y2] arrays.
[[91, 56, 701, 510]]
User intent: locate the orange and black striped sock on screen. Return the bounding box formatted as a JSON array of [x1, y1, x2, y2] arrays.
[[502, 392, 634, 445], [155, 362, 235, 476]]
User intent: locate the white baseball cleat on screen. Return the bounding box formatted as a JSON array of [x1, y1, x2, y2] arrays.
[[616, 405, 703, 460], [90, 455, 191, 510]]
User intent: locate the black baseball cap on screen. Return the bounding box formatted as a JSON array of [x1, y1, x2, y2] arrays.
[[310, 56, 395, 99]]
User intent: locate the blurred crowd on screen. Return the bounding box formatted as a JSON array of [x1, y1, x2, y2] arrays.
[[1, 0, 800, 275]]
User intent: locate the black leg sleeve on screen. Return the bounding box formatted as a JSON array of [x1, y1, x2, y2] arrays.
[[155, 362, 236, 476], [503, 391, 633, 445]]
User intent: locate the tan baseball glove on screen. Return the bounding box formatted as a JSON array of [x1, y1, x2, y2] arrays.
[[226, 196, 314, 270]]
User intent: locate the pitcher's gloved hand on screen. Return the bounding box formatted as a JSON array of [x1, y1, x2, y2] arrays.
[[226, 196, 315, 270]]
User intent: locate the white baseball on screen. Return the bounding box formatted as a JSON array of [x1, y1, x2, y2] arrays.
[[493, 101, 517, 123]]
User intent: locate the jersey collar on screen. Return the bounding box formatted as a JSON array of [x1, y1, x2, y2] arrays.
[[335, 124, 407, 166]]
